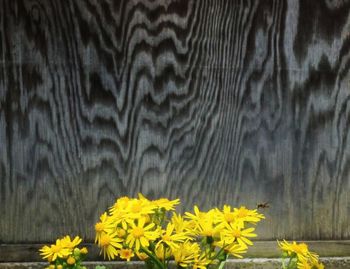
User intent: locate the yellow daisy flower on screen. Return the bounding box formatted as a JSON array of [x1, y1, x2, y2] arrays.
[[233, 206, 265, 224], [136, 251, 149, 261], [297, 259, 312, 269], [126, 218, 159, 251], [215, 242, 247, 258], [95, 212, 115, 244], [173, 241, 200, 267], [220, 223, 257, 248], [118, 248, 135, 261], [172, 213, 189, 232], [126, 199, 158, 220], [217, 205, 236, 224], [278, 240, 318, 263], [39, 239, 71, 261], [109, 197, 130, 218], [99, 232, 123, 260], [61, 235, 82, 250], [184, 206, 206, 222], [152, 198, 180, 211], [156, 223, 191, 251], [155, 243, 172, 260], [195, 217, 221, 238], [193, 254, 212, 269]]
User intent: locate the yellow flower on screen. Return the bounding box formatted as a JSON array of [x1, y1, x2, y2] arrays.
[[185, 206, 206, 222], [195, 217, 221, 238], [61, 236, 82, 250], [119, 248, 135, 261], [220, 242, 247, 258], [278, 240, 318, 263], [80, 247, 88, 255], [95, 212, 115, 244], [99, 232, 123, 260], [109, 197, 131, 228], [156, 223, 191, 251], [297, 259, 312, 269], [220, 223, 257, 248], [57, 265, 63, 269], [155, 243, 172, 260], [171, 213, 193, 234], [152, 198, 180, 211], [173, 241, 200, 267], [136, 251, 149, 261], [126, 218, 159, 251], [112, 196, 130, 211], [67, 256, 76, 265], [109, 210, 130, 230], [126, 199, 158, 219], [193, 254, 212, 269], [185, 207, 222, 237], [214, 205, 236, 225], [232, 206, 265, 224], [116, 227, 127, 238], [39, 239, 71, 261]]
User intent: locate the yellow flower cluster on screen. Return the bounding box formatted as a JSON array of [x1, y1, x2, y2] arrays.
[[39, 235, 88, 269], [94, 194, 265, 269], [278, 240, 324, 269]]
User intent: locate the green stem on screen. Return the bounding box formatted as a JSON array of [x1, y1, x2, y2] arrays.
[[286, 256, 293, 269], [217, 260, 226, 269], [211, 247, 226, 261], [281, 257, 287, 269], [141, 247, 165, 269]]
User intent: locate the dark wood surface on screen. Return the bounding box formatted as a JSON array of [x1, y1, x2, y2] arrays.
[[0, 0, 349, 244]]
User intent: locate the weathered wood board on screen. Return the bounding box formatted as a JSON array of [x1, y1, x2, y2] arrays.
[[0, 0, 349, 244]]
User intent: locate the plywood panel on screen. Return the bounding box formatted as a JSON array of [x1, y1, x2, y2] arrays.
[[0, 0, 349, 243]]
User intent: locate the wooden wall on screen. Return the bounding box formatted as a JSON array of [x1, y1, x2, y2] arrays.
[[0, 0, 349, 245]]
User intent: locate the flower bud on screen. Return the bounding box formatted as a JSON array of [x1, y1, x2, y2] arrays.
[[73, 248, 81, 256], [57, 265, 63, 269], [80, 247, 88, 255], [67, 256, 76, 265]]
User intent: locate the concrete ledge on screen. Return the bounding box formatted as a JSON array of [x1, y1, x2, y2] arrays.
[[0, 258, 350, 269]]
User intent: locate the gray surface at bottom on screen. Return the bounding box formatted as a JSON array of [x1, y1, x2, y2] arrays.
[[0, 258, 349, 269]]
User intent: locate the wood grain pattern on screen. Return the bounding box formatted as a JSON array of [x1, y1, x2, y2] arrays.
[[0, 0, 349, 244]]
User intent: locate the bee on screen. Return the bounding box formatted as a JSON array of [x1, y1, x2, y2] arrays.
[[257, 202, 270, 209]]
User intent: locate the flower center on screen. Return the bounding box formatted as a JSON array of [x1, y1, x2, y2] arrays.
[[291, 244, 308, 254], [117, 228, 126, 237], [132, 227, 144, 238], [100, 235, 111, 247], [95, 222, 104, 232], [162, 234, 172, 242], [121, 249, 133, 257], [224, 212, 235, 222], [203, 229, 213, 236], [231, 229, 241, 238], [237, 209, 248, 218], [131, 203, 142, 213], [119, 197, 129, 208], [51, 245, 62, 253]]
